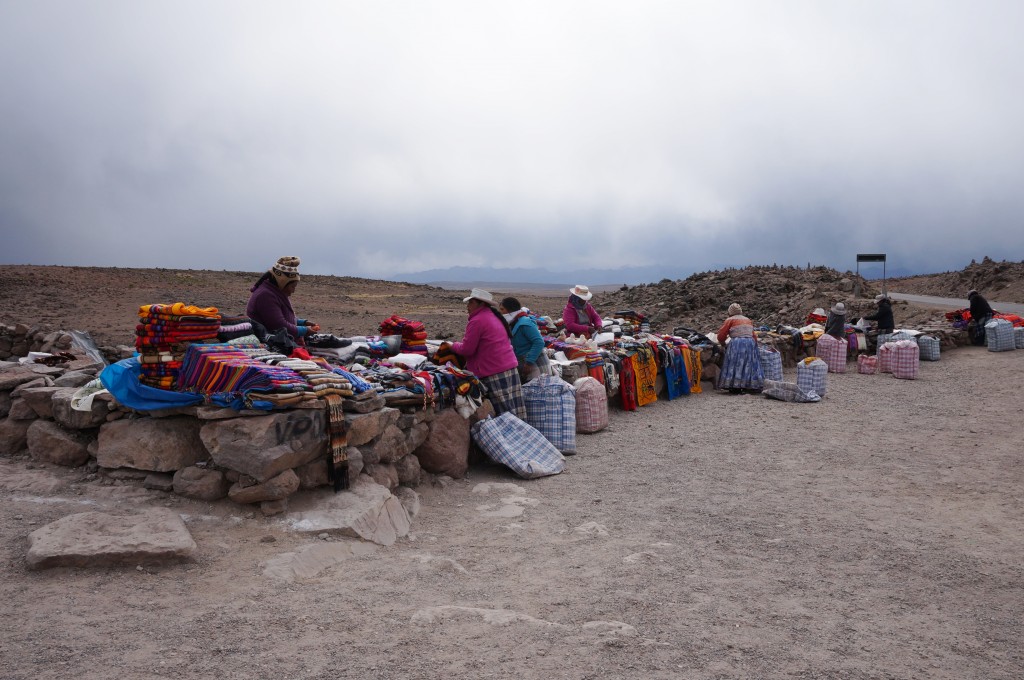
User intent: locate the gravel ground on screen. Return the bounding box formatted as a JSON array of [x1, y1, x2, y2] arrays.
[[1, 346, 1022, 679]]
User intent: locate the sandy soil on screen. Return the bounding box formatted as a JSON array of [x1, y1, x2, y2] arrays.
[[2, 345, 1022, 679]]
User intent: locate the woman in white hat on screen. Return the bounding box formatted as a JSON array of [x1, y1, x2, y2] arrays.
[[246, 256, 320, 344], [824, 301, 847, 339], [452, 289, 526, 418], [562, 284, 603, 338]]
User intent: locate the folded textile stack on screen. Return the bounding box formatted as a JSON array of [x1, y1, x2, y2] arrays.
[[135, 303, 221, 389], [379, 315, 428, 355], [217, 314, 262, 342], [273, 357, 355, 398], [177, 344, 310, 406]]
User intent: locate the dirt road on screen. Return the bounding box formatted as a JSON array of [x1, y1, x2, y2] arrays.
[[1, 346, 1022, 679]]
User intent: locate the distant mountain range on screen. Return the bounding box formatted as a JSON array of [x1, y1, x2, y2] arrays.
[[391, 265, 695, 288]]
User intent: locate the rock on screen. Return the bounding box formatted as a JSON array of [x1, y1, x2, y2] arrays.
[[53, 371, 96, 388], [228, 469, 300, 504], [341, 391, 386, 413], [26, 507, 197, 570], [26, 420, 91, 466], [172, 466, 229, 501], [0, 367, 41, 391], [201, 411, 327, 483], [65, 358, 104, 373], [260, 499, 288, 517], [7, 398, 38, 421], [364, 462, 399, 490], [10, 377, 52, 397], [294, 457, 330, 489], [406, 422, 430, 451], [346, 447, 364, 484], [0, 416, 32, 455], [97, 417, 207, 472], [395, 453, 422, 487], [412, 408, 470, 479], [344, 406, 400, 446], [369, 424, 409, 464], [18, 386, 62, 419], [0, 391, 10, 418], [284, 475, 411, 546], [51, 387, 108, 429]]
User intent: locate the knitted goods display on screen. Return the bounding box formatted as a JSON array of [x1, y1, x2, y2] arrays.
[[815, 333, 847, 374], [918, 335, 941, 361], [661, 346, 691, 400], [757, 343, 783, 382], [796, 357, 828, 397], [521, 374, 577, 453], [379, 315, 428, 355], [857, 355, 877, 374], [890, 340, 920, 380], [572, 377, 608, 434], [135, 302, 221, 389], [985, 319, 1015, 352], [177, 344, 309, 402], [471, 412, 565, 479]]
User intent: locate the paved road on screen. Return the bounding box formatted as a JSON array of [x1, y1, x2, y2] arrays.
[[888, 292, 1024, 316]]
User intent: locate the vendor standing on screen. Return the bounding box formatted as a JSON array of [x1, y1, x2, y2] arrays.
[[499, 296, 549, 383], [863, 295, 894, 334], [716, 303, 764, 394], [562, 284, 603, 338], [453, 289, 527, 418], [967, 289, 994, 345], [246, 256, 320, 344]]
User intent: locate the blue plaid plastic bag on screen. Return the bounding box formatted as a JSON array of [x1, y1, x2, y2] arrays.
[[521, 374, 577, 454], [471, 412, 566, 479]]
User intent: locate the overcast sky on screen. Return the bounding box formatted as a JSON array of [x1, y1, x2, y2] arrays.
[[2, 1, 1023, 282]]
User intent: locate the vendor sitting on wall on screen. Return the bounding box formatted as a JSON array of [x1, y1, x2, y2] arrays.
[[246, 256, 320, 344], [562, 284, 603, 338]]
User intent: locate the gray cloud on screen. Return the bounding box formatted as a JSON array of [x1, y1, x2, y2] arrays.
[[2, 1, 1023, 280]]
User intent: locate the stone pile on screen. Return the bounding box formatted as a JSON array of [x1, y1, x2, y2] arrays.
[[0, 323, 77, 361]]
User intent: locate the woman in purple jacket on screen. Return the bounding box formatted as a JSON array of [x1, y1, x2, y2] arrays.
[[246, 256, 319, 344], [452, 288, 526, 418], [562, 284, 603, 338]]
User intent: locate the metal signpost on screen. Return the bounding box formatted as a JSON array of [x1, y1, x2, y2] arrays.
[[856, 253, 887, 296]]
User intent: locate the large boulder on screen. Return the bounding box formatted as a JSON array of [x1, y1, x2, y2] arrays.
[[172, 466, 229, 501], [0, 416, 32, 455], [344, 407, 400, 446], [52, 387, 109, 429], [26, 420, 91, 466], [228, 469, 300, 504], [18, 386, 63, 419], [0, 366, 41, 391], [7, 398, 38, 421], [26, 507, 197, 569], [395, 453, 422, 487], [285, 475, 411, 546], [97, 416, 207, 472], [368, 424, 410, 464], [364, 462, 399, 490], [201, 411, 328, 483], [412, 408, 470, 479]]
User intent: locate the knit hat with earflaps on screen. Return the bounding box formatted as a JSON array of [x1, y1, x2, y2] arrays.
[[271, 256, 301, 290]]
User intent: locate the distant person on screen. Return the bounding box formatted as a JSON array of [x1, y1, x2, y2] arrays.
[[499, 296, 549, 383], [562, 284, 603, 338], [716, 303, 765, 394], [452, 289, 526, 418], [246, 256, 319, 345], [862, 294, 895, 350], [824, 302, 846, 339], [967, 289, 994, 346]]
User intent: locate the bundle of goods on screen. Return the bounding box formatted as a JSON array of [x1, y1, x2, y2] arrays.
[[815, 333, 847, 374], [379, 315, 428, 355], [615, 343, 659, 410], [522, 374, 577, 454], [762, 379, 821, 403], [572, 377, 608, 433], [135, 303, 221, 388], [614, 310, 649, 335], [757, 343, 783, 381], [673, 327, 714, 349], [796, 357, 828, 397], [857, 355, 877, 374], [177, 343, 312, 407], [888, 340, 920, 380], [471, 413, 565, 479], [878, 343, 894, 374], [985, 319, 1016, 352], [805, 309, 827, 326], [917, 335, 941, 361]]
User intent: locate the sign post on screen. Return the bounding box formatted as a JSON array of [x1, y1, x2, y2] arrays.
[[856, 253, 887, 297]]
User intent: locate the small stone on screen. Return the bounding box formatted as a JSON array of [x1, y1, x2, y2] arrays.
[[259, 535, 277, 543], [136, 565, 143, 571], [318, 533, 329, 540]]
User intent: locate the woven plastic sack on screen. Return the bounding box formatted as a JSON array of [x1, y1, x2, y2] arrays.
[[471, 412, 565, 479], [572, 377, 608, 434], [815, 333, 847, 373], [757, 344, 783, 381], [1016, 326, 1024, 350], [878, 343, 895, 374], [521, 374, 577, 453], [762, 379, 820, 403], [918, 335, 940, 361], [857, 355, 877, 374], [890, 340, 919, 380], [985, 319, 1015, 352], [876, 333, 894, 355], [796, 357, 828, 397]]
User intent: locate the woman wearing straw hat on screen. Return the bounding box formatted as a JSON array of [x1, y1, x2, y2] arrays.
[[246, 256, 320, 344], [452, 289, 527, 418], [716, 303, 765, 394], [824, 301, 847, 339], [562, 284, 603, 338]]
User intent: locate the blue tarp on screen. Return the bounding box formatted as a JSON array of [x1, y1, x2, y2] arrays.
[[99, 358, 204, 411]]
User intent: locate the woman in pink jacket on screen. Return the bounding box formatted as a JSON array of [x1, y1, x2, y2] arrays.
[[452, 288, 526, 418], [562, 284, 603, 338]]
